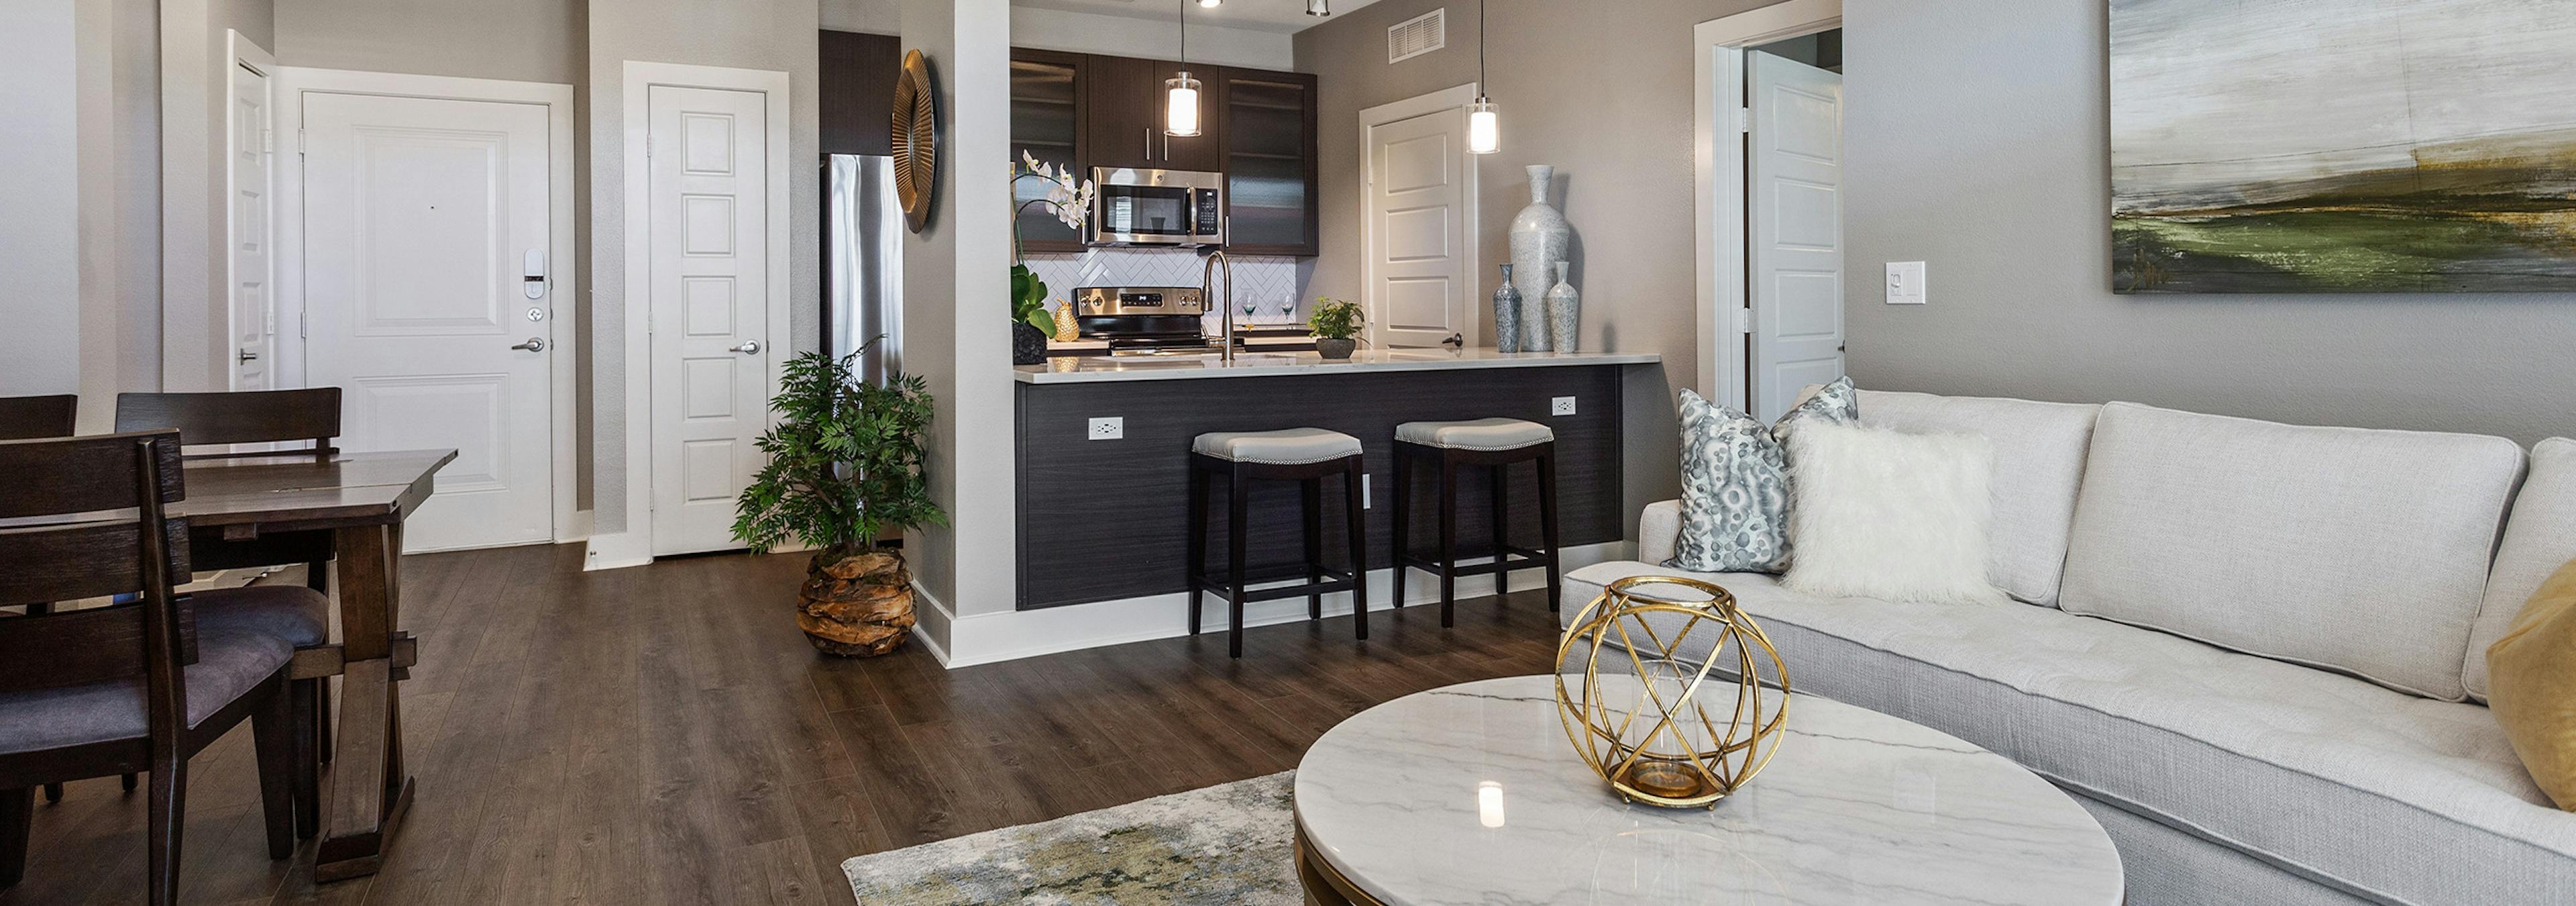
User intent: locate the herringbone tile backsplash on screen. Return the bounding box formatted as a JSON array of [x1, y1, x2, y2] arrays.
[[1022, 249, 1314, 330]]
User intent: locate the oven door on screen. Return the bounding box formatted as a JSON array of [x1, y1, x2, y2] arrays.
[[1091, 183, 1201, 244]]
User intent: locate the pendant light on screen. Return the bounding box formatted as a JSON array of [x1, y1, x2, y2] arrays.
[[1165, 0, 1203, 137], [1468, 0, 1499, 154], [1305, 0, 1330, 15]]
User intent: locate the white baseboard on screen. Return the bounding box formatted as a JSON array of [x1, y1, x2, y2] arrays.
[[908, 581, 956, 666], [935, 540, 1628, 668], [582, 531, 653, 571]]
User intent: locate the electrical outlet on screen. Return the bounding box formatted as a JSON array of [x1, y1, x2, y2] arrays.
[[1885, 261, 1928, 305], [1551, 396, 1577, 416], [1087, 417, 1124, 441]]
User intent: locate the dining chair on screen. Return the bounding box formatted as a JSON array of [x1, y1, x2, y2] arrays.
[[0, 395, 76, 442], [0, 395, 91, 804], [0, 431, 304, 906], [114, 389, 342, 803]]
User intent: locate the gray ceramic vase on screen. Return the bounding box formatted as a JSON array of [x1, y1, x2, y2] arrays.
[[1545, 260, 1580, 354], [1507, 165, 1568, 352], [1492, 263, 1523, 353]]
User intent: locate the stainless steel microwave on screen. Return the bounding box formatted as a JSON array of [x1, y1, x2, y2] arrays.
[[1088, 167, 1225, 247]]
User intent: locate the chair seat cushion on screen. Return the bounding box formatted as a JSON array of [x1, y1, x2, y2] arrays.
[[1191, 427, 1362, 465], [0, 627, 292, 755], [1394, 417, 1553, 452], [1564, 561, 2576, 905], [192, 583, 331, 648]]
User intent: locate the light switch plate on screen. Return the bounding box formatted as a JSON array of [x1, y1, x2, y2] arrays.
[[1552, 396, 1577, 416], [1087, 417, 1124, 441], [1885, 261, 1927, 305]]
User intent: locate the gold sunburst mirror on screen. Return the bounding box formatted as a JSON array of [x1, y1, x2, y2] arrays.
[[891, 50, 939, 234]]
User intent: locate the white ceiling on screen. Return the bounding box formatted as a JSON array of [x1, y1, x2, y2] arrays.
[[1011, 0, 1383, 34]]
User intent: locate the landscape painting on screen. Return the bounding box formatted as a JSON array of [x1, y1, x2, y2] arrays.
[[2110, 0, 2576, 293]]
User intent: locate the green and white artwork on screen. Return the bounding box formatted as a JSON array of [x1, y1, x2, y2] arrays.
[[2110, 0, 2576, 293]]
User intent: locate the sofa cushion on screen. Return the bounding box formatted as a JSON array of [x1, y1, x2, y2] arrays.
[[1856, 389, 2099, 607], [1564, 560, 2576, 906], [2469, 438, 2576, 701], [2058, 402, 2524, 701]]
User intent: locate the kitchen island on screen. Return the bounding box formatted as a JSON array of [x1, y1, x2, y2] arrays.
[[1014, 349, 1659, 613]]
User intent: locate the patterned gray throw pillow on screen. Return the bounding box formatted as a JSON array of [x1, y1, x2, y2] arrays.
[[1666, 378, 1858, 573]]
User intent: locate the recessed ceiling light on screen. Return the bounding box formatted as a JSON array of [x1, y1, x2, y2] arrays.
[[1197, 0, 1221, 7]]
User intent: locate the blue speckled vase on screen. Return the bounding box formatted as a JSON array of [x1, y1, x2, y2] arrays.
[[1493, 264, 1523, 352]]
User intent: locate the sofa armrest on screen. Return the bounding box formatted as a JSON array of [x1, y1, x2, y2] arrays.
[[1638, 499, 1682, 566]]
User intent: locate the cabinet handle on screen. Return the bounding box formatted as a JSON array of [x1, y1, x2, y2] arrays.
[[1162, 132, 1171, 160], [1144, 127, 1153, 161]]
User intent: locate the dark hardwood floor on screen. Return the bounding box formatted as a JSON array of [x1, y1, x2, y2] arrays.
[[3, 544, 1562, 905]]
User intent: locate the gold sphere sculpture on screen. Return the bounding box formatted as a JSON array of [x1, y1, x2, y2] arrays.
[[1554, 574, 1790, 809]]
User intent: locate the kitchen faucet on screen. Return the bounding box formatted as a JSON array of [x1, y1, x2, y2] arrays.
[[1200, 248, 1235, 362]]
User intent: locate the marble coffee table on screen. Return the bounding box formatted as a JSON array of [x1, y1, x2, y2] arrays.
[[1293, 675, 2124, 905]]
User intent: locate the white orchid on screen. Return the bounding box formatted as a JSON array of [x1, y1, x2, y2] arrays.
[[1012, 153, 1097, 238]]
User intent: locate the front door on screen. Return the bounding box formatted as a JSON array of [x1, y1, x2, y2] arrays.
[[301, 91, 556, 552], [1366, 108, 1468, 349], [647, 85, 772, 556], [1748, 51, 1845, 421]]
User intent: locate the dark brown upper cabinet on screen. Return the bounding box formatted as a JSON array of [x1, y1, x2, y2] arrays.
[[1216, 68, 1319, 256], [1022, 49, 1319, 255], [1011, 49, 1087, 253], [819, 30, 900, 156]]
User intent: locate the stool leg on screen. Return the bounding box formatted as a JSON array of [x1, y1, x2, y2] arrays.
[[1438, 453, 1459, 629], [1538, 447, 1563, 613], [1303, 478, 1324, 621], [1186, 464, 1209, 635], [1389, 444, 1411, 605], [1228, 470, 1250, 658], [1491, 462, 1511, 599], [1345, 457, 1369, 640]]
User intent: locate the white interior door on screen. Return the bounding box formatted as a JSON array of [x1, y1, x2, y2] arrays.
[[301, 91, 555, 552], [1748, 51, 1844, 421], [1365, 109, 1468, 349], [227, 51, 274, 391], [647, 85, 771, 556]]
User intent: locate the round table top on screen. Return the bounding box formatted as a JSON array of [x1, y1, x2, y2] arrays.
[[1293, 675, 2124, 905]]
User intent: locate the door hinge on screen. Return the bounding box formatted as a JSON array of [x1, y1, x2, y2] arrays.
[[295, 128, 306, 153], [1732, 107, 1750, 134], [1733, 307, 1752, 334]]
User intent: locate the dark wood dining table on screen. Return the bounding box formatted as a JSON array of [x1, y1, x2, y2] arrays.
[[175, 448, 453, 882]]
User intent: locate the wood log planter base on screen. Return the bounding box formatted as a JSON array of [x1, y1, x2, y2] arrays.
[[798, 549, 916, 656]]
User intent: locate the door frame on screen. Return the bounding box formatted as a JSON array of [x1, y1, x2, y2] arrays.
[[273, 66, 582, 544], [223, 30, 276, 393], [1357, 83, 1481, 350], [597, 61, 792, 569], [1694, 0, 1841, 411]]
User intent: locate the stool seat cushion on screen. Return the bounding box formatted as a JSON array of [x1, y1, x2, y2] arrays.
[[1193, 427, 1363, 465], [1395, 417, 1554, 452]]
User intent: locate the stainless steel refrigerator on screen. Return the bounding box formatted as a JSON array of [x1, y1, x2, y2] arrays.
[[825, 154, 904, 384]]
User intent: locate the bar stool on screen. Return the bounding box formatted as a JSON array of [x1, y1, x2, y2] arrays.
[[1391, 417, 1562, 625], [1187, 428, 1371, 658]]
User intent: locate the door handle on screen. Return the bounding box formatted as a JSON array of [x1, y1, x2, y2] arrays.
[[729, 340, 763, 355], [237, 350, 260, 363], [1441, 332, 1464, 348], [510, 337, 546, 352]]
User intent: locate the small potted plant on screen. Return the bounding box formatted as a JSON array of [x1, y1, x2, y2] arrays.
[[1010, 154, 1095, 365], [1308, 297, 1365, 360], [734, 346, 948, 656]]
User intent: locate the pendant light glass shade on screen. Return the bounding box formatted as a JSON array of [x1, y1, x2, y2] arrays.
[[1468, 97, 1501, 154], [1165, 72, 1203, 136]]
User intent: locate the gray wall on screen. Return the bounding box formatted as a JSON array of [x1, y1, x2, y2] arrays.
[[1843, 0, 2576, 445], [274, 0, 584, 85], [1297, 0, 1770, 525], [588, 0, 824, 536], [1, 1, 84, 397]]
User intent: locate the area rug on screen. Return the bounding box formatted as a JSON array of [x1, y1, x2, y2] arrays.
[[842, 770, 1300, 905]]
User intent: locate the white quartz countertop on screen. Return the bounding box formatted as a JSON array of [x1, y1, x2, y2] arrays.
[[1014, 348, 1660, 385]]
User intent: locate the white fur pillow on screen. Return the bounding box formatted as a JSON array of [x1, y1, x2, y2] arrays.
[[1782, 422, 2006, 605]]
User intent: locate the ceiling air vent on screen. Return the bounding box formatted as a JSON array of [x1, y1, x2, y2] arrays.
[[1387, 8, 1446, 64]]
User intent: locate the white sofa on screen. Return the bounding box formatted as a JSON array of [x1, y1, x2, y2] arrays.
[[1562, 391, 2576, 906]]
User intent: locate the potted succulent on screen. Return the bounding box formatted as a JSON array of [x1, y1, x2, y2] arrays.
[[1010, 153, 1096, 366], [1308, 297, 1366, 360], [734, 347, 948, 656]]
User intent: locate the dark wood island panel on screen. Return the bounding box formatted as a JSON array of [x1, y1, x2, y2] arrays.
[[1016, 365, 1627, 610]]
